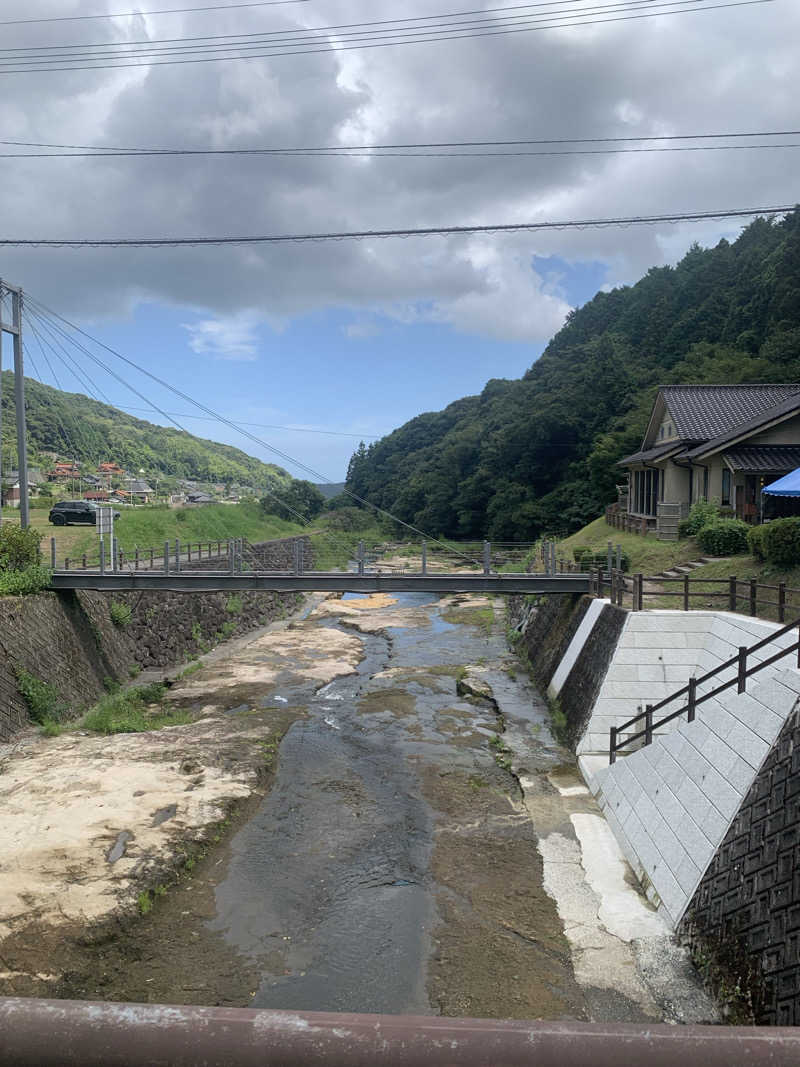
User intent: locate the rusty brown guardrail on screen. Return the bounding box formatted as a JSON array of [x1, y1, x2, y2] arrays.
[[1, 999, 800, 1066]]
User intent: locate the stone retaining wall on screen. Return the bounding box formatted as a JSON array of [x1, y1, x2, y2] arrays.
[[679, 705, 800, 1024]]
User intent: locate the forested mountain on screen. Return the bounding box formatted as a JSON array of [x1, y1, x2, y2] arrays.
[[346, 210, 800, 539], [0, 372, 294, 490]]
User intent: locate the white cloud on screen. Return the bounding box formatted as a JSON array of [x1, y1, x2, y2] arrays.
[[181, 313, 261, 361]]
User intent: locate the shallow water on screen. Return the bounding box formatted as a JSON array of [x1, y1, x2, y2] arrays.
[[210, 591, 556, 1013]]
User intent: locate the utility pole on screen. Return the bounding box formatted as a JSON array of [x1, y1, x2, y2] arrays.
[[0, 279, 30, 529]]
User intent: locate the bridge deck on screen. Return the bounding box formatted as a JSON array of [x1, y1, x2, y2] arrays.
[[49, 570, 591, 595]]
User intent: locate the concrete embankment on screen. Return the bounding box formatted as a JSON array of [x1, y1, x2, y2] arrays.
[[510, 592, 800, 1024]]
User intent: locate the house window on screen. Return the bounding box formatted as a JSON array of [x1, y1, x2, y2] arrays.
[[722, 468, 731, 507], [631, 469, 658, 517]]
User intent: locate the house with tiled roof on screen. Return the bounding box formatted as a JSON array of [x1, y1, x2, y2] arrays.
[[616, 384, 800, 538]]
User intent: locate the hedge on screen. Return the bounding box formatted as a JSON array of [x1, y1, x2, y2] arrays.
[[696, 519, 750, 556], [753, 517, 800, 567]]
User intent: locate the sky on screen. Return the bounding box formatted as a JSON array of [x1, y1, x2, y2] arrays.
[[0, 0, 797, 482]]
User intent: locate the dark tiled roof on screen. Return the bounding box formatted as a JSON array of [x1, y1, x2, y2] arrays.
[[685, 390, 800, 459], [725, 446, 800, 472], [662, 385, 800, 441], [617, 441, 684, 467]]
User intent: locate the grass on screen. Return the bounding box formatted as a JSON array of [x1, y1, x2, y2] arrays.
[[442, 604, 495, 634], [642, 555, 800, 620], [11, 501, 304, 565], [80, 682, 193, 735], [558, 517, 703, 575], [309, 516, 387, 571]]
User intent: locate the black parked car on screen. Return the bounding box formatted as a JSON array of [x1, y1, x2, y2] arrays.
[[48, 501, 120, 526]]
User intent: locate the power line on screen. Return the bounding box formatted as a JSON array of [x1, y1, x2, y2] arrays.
[[24, 294, 485, 564], [5, 142, 800, 160], [115, 406, 384, 438], [0, 0, 311, 27], [0, 0, 678, 52], [0, 0, 774, 73], [4, 128, 800, 155], [1, 206, 793, 247]]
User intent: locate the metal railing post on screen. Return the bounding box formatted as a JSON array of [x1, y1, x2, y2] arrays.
[[50, 537, 56, 570], [175, 538, 181, 574], [687, 676, 697, 723], [607, 541, 613, 574], [737, 646, 747, 693], [616, 544, 622, 570], [421, 540, 427, 575], [112, 537, 118, 573], [644, 704, 653, 746], [229, 541, 235, 575], [483, 540, 491, 575], [609, 725, 617, 765], [134, 547, 139, 571], [164, 541, 170, 575], [749, 578, 757, 616], [82, 554, 87, 569], [150, 547, 154, 568], [358, 540, 365, 576], [187, 542, 192, 562], [99, 543, 105, 575], [683, 573, 690, 611]]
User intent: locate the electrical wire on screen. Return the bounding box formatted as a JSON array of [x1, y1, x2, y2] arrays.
[[0, 0, 698, 54], [114, 405, 383, 438], [25, 294, 486, 564], [1, 205, 793, 247], [0, 0, 311, 27], [0, 0, 774, 73], [8, 128, 800, 154], [23, 299, 363, 559]]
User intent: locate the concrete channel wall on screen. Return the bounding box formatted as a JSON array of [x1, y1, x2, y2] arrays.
[[0, 537, 310, 741]]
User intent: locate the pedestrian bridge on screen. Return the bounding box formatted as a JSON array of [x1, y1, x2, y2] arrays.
[[49, 570, 591, 595]]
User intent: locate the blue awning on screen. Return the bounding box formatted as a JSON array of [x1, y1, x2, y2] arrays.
[[763, 467, 800, 497]]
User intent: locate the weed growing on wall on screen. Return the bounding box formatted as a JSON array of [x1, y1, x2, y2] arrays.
[[81, 683, 191, 735], [14, 667, 65, 732], [110, 600, 133, 627]]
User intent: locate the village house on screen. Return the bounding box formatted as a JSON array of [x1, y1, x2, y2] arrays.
[[615, 384, 800, 539]]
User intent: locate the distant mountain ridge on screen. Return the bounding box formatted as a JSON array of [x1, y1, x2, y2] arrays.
[[0, 371, 294, 490], [345, 210, 800, 539]]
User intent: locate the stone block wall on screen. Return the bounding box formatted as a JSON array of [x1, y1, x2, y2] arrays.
[[679, 705, 800, 1024]]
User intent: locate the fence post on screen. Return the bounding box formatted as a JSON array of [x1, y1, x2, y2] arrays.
[[421, 540, 427, 575], [135, 547, 139, 571], [607, 541, 613, 574], [644, 704, 653, 746], [597, 567, 604, 599], [358, 540, 365, 576], [112, 537, 118, 573], [150, 547, 154, 568], [295, 538, 303, 576], [175, 539, 181, 574], [82, 554, 87, 569], [635, 573, 643, 612], [738, 646, 747, 693], [688, 676, 697, 723], [749, 578, 757, 617], [187, 542, 192, 562], [483, 541, 491, 575], [99, 541, 106, 575], [779, 582, 786, 623], [616, 544, 622, 570], [609, 725, 617, 766], [50, 537, 56, 570], [683, 572, 689, 611], [229, 541, 235, 576], [729, 575, 737, 613]]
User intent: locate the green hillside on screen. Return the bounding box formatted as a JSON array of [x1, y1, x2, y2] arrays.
[[0, 372, 293, 491], [346, 210, 800, 539]]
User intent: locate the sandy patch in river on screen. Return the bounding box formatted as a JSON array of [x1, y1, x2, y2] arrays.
[[310, 593, 432, 632]]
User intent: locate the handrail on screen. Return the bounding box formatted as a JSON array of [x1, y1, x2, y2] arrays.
[[610, 615, 800, 764]]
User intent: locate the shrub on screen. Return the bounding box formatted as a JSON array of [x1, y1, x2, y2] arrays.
[[680, 499, 720, 537], [0, 524, 42, 572], [747, 523, 768, 560], [0, 564, 52, 596], [696, 519, 750, 556], [110, 600, 132, 627], [15, 668, 64, 726], [81, 683, 186, 735], [225, 595, 243, 615], [759, 517, 800, 567]]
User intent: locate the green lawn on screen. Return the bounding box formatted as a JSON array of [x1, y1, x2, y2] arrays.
[[558, 517, 709, 575], [6, 502, 304, 565]]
